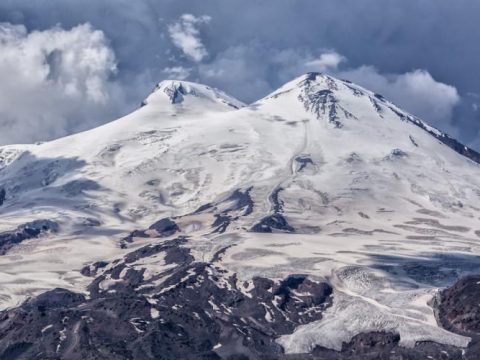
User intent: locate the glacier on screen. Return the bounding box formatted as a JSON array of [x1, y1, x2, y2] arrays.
[[0, 73, 480, 358]]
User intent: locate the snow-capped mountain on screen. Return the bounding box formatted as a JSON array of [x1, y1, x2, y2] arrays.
[[1, 73, 480, 359]]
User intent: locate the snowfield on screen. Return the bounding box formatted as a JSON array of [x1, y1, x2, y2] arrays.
[[1, 73, 480, 353]]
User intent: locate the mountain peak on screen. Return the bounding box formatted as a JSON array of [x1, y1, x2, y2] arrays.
[[1, 71, 480, 357], [254, 72, 480, 164], [154, 80, 202, 104], [258, 72, 344, 103], [142, 80, 245, 111]]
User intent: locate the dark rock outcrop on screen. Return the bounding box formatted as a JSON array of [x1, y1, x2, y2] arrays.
[[298, 73, 356, 128], [224, 188, 254, 216], [122, 217, 179, 244], [0, 234, 332, 360], [438, 275, 480, 335], [295, 156, 314, 172], [4, 215, 480, 359], [433, 275, 480, 360], [148, 217, 179, 236], [211, 214, 231, 233], [0, 219, 58, 255], [251, 214, 295, 233]]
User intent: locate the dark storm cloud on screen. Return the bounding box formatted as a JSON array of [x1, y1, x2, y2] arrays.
[[0, 0, 479, 148]]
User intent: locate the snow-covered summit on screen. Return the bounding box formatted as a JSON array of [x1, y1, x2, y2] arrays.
[[0, 73, 480, 356], [258, 72, 480, 163], [142, 79, 245, 111]]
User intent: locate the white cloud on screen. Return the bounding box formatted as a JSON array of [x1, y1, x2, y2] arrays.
[[337, 66, 460, 127], [0, 22, 121, 144], [305, 51, 346, 72], [162, 66, 191, 80], [0, 23, 459, 146], [168, 14, 211, 62]]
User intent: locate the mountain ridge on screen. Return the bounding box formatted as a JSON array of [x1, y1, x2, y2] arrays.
[[0, 73, 480, 358]]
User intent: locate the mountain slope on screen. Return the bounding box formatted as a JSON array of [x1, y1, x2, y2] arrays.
[[0, 73, 480, 358]]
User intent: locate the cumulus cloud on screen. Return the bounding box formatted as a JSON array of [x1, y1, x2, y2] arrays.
[[0, 19, 460, 146], [305, 51, 346, 72], [0, 1, 476, 147], [0, 22, 127, 145], [336, 66, 460, 127], [168, 14, 211, 62]]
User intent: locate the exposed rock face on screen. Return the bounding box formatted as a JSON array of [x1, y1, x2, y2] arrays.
[[298, 73, 356, 128], [1, 213, 480, 359], [0, 215, 479, 360], [439, 276, 480, 333], [163, 81, 189, 104], [0, 219, 58, 255], [436, 275, 480, 359], [251, 213, 295, 233], [251, 188, 294, 233], [0, 232, 333, 360], [148, 218, 180, 236], [1, 239, 478, 359], [122, 217, 179, 244]]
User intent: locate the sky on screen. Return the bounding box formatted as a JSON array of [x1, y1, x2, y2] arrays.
[[0, 0, 479, 149]]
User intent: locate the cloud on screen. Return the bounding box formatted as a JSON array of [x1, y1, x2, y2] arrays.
[[196, 46, 345, 102], [305, 51, 346, 72], [336, 66, 461, 129], [0, 22, 125, 144], [168, 14, 211, 62], [0, 18, 461, 147], [0, 1, 477, 148], [162, 66, 191, 80]]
